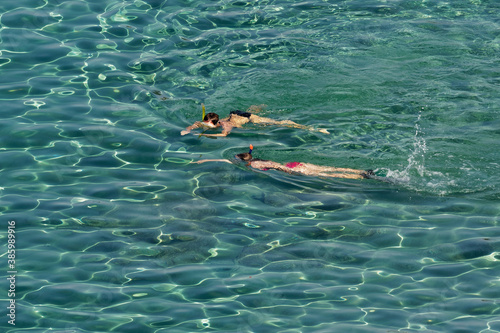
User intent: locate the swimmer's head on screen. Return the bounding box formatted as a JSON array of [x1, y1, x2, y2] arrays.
[[235, 152, 252, 161], [235, 144, 254, 161], [203, 112, 219, 127]]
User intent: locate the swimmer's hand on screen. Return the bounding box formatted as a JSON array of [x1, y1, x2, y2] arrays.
[[318, 128, 330, 134], [181, 130, 190, 136]]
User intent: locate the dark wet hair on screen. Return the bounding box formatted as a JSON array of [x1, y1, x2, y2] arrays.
[[203, 112, 219, 125], [235, 152, 252, 161]]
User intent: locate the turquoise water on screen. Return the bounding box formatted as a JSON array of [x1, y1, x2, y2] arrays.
[[1, 0, 500, 332]]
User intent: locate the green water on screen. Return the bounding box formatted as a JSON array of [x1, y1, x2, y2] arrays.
[[1, 0, 499, 332]]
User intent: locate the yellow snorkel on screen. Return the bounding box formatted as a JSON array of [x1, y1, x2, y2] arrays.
[[198, 103, 207, 138]]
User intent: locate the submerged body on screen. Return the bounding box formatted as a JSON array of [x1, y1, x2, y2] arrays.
[[241, 159, 370, 180], [181, 106, 329, 137], [194, 148, 374, 180]]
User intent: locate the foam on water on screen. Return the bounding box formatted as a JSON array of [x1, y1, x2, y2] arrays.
[[383, 107, 491, 198], [384, 109, 432, 188]]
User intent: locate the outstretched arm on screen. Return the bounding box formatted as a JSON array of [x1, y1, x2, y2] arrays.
[[192, 159, 232, 164], [202, 121, 233, 137], [201, 132, 229, 137], [181, 121, 203, 135]]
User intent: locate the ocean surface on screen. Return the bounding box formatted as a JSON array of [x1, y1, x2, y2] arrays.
[[1, 0, 500, 332]]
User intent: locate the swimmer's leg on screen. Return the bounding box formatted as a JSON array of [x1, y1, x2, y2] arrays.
[[307, 164, 366, 174], [249, 114, 290, 125], [335, 167, 365, 174], [360, 169, 375, 179], [318, 172, 364, 180], [320, 169, 395, 182], [249, 115, 329, 133], [360, 171, 398, 184], [320, 169, 384, 180], [269, 119, 329, 134]]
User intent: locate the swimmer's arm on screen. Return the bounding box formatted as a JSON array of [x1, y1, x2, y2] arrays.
[[201, 122, 232, 137], [201, 132, 229, 137], [181, 121, 203, 135], [192, 159, 232, 164]]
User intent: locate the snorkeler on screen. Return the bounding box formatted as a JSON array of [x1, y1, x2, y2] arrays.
[[181, 105, 329, 137], [194, 145, 375, 180]]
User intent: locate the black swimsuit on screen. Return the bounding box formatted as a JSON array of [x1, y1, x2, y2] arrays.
[[230, 110, 252, 118]]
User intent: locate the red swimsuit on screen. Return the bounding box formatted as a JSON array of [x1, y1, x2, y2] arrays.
[[286, 162, 303, 169], [253, 161, 303, 171]]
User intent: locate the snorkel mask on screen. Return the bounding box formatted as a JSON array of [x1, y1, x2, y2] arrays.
[[203, 121, 217, 128], [201, 105, 219, 128]]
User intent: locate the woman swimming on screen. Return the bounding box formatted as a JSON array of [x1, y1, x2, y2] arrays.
[[194, 145, 375, 180], [180, 112, 220, 135], [181, 105, 329, 137]]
